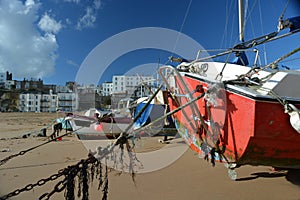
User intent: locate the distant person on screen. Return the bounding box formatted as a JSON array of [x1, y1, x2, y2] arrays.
[[50, 122, 62, 140]]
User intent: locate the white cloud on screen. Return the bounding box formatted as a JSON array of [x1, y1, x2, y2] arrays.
[[76, 0, 102, 30], [66, 59, 79, 67], [38, 13, 62, 34], [25, 0, 35, 7], [64, 0, 80, 3], [0, 0, 58, 79], [76, 7, 96, 30], [65, 18, 72, 25], [94, 0, 101, 9]]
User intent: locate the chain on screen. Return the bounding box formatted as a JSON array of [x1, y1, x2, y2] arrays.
[[39, 155, 98, 200], [0, 151, 25, 166], [0, 169, 66, 200], [0, 118, 139, 200], [0, 128, 81, 167], [0, 154, 98, 200], [0, 139, 52, 166], [38, 178, 68, 200]]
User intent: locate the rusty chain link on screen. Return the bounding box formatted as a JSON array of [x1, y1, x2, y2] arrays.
[[0, 168, 66, 200], [0, 128, 82, 167], [0, 154, 98, 200], [0, 122, 134, 200]]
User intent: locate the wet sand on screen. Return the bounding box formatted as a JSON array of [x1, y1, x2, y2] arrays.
[[0, 112, 300, 200]]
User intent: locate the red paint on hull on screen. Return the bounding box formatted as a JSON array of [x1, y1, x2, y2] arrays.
[[169, 75, 300, 168]]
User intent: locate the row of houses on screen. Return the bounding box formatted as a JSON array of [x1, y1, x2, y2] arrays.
[[0, 71, 155, 112], [19, 90, 76, 112]]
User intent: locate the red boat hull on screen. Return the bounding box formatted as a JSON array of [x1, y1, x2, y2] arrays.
[[169, 74, 300, 169]]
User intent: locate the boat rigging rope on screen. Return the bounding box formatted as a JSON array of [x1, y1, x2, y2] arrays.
[[278, 0, 291, 26], [132, 91, 206, 137], [264, 46, 300, 69], [224, 46, 300, 82]]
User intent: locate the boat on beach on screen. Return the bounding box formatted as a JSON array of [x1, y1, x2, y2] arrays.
[[67, 108, 132, 140], [68, 94, 176, 140], [159, 0, 300, 178]]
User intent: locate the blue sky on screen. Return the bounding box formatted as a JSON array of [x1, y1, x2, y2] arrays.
[[0, 0, 300, 85]]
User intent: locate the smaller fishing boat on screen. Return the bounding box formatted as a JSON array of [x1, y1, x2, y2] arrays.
[[68, 94, 176, 140], [68, 108, 132, 140]]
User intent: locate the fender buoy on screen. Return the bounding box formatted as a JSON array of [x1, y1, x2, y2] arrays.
[[94, 123, 103, 131]]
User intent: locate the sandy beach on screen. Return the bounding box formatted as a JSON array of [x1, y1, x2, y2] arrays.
[[0, 112, 300, 200]]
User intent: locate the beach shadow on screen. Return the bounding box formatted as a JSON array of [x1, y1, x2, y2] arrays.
[[236, 171, 287, 182], [236, 169, 300, 186], [286, 169, 300, 186]]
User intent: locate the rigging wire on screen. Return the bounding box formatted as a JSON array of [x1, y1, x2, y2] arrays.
[[279, 0, 291, 21], [168, 0, 193, 64], [280, 56, 300, 63], [244, 0, 257, 41], [244, 0, 248, 30], [258, 0, 268, 65], [220, 0, 235, 50], [220, 0, 229, 49], [229, 1, 237, 48]]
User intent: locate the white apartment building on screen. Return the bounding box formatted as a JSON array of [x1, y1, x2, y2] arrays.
[[40, 90, 58, 112], [56, 85, 72, 93], [19, 90, 77, 112], [57, 92, 76, 112], [19, 93, 41, 112], [112, 75, 154, 96], [102, 82, 113, 96]]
